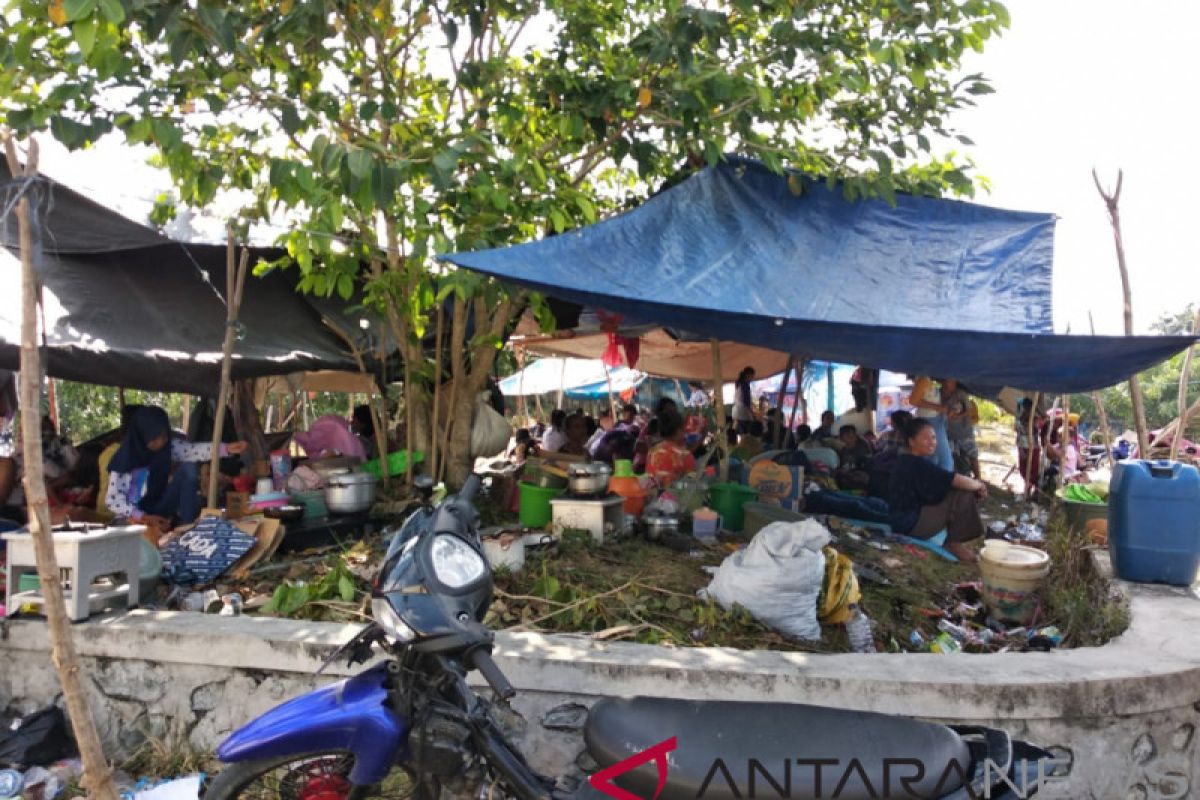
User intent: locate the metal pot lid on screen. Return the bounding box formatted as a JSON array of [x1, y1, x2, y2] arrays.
[[328, 472, 379, 485], [567, 462, 612, 478]]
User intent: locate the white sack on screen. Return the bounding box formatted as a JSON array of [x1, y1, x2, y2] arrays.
[[706, 519, 831, 640], [471, 393, 513, 459]]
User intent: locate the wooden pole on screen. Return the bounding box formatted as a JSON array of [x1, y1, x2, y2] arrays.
[[1087, 313, 1115, 468], [787, 359, 805, 437], [206, 231, 249, 508], [515, 347, 527, 424], [323, 318, 390, 485], [1170, 308, 1200, 461], [774, 356, 795, 449], [1024, 392, 1041, 501], [605, 365, 617, 420], [1057, 394, 1069, 498], [1093, 168, 1150, 456], [556, 358, 567, 410], [710, 339, 728, 482], [5, 133, 119, 800]]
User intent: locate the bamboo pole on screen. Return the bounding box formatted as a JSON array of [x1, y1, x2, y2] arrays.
[[1093, 169, 1150, 455], [710, 339, 728, 482], [206, 232, 249, 508], [774, 356, 795, 449], [556, 357, 567, 410], [787, 359, 805, 437], [323, 318, 390, 486], [1088, 313, 1115, 468], [5, 133, 119, 800], [605, 365, 617, 420], [1024, 392, 1041, 501], [1057, 394, 1069, 498], [515, 347, 527, 424], [1170, 309, 1200, 462]]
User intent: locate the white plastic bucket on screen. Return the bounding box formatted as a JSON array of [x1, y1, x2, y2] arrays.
[[979, 541, 1051, 624], [482, 533, 525, 573]]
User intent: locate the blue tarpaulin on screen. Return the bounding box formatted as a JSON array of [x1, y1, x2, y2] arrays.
[[445, 158, 1194, 393]]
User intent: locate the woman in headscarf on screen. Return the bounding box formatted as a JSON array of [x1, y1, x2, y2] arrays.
[[105, 406, 246, 528]]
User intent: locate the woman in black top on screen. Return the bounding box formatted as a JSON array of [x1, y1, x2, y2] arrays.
[[888, 418, 987, 563]]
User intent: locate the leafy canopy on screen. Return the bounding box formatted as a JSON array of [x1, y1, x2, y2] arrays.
[[2, 0, 1009, 294]]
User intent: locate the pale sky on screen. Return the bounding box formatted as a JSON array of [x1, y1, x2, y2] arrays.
[[34, 0, 1199, 335], [953, 0, 1200, 335]]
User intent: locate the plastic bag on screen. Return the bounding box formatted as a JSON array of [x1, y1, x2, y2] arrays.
[[0, 706, 75, 768], [471, 393, 512, 459], [705, 519, 830, 640]]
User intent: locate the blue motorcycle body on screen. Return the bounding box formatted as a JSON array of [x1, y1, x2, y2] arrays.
[[216, 662, 409, 785]]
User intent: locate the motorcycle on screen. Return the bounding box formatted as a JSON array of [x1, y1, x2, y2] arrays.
[[205, 474, 1055, 800]]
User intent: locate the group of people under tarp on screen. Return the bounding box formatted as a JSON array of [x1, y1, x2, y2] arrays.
[[735, 370, 987, 563], [501, 365, 990, 562], [0, 371, 250, 533], [507, 398, 707, 490], [1012, 399, 1101, 497]]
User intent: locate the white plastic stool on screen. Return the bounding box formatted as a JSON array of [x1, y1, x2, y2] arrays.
[[3, 524, 144, 622]]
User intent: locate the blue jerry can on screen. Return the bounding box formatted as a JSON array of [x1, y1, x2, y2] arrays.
[[1108, 460, 1200, 586]]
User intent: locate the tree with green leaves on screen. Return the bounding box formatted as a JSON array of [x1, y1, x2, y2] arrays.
[[2, 0, 1010, 485]]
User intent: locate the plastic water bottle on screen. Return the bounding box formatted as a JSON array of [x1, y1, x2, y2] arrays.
[[846, 605, 876, 653]]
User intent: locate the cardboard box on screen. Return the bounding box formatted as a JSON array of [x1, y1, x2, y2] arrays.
[[747, 460, 805, 511], [225, 492, 251, 520]]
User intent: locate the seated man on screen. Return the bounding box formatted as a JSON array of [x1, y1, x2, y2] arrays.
[[812, 410, 837, 442], [867, 410, 912, 498], [730, 420, 765, 461], [835, 424, 872, 491]]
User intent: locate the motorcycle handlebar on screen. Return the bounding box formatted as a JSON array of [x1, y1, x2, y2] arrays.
[[459, 474, 482, 504], [468, 648, 516, 700]]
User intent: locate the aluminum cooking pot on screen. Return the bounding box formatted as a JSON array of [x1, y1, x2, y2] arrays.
[[566, 462, 613, 495], [325, 471, 379, 514], [642, 512, 680, 541]]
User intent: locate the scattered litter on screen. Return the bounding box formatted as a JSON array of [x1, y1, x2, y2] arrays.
[[131, 774, 203, 800], [541, 703, 589, 732]]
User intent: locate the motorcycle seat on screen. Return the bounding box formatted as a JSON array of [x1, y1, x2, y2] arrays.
[[584, 696, 971, 800]]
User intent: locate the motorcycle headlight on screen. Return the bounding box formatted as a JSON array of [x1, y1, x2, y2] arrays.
[[430, 534, 487, 588], [372, 598, 416, 643]]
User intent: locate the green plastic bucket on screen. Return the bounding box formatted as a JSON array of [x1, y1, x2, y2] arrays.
[[709, 482, 759, 532], [363, 450, 425, 478], [518, 481, 565, 528]]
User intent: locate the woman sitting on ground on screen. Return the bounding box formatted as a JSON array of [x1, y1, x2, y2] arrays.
[[106, 406, 246, 529], [888, 418, 987, 563]]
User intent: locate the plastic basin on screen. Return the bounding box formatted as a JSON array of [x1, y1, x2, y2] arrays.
[[363, 450, 425, 478]]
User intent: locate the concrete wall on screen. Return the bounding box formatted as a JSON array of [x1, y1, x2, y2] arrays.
[[2, 559, 1199, 799]]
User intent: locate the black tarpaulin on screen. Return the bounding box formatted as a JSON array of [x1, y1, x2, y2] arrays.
[[0, 163, 360, 394]]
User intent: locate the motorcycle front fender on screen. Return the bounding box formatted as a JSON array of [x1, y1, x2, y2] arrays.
[[216, 662, 410, 786]]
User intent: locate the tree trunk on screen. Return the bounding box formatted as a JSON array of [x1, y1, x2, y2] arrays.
[[5, 134, 119, 800]]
